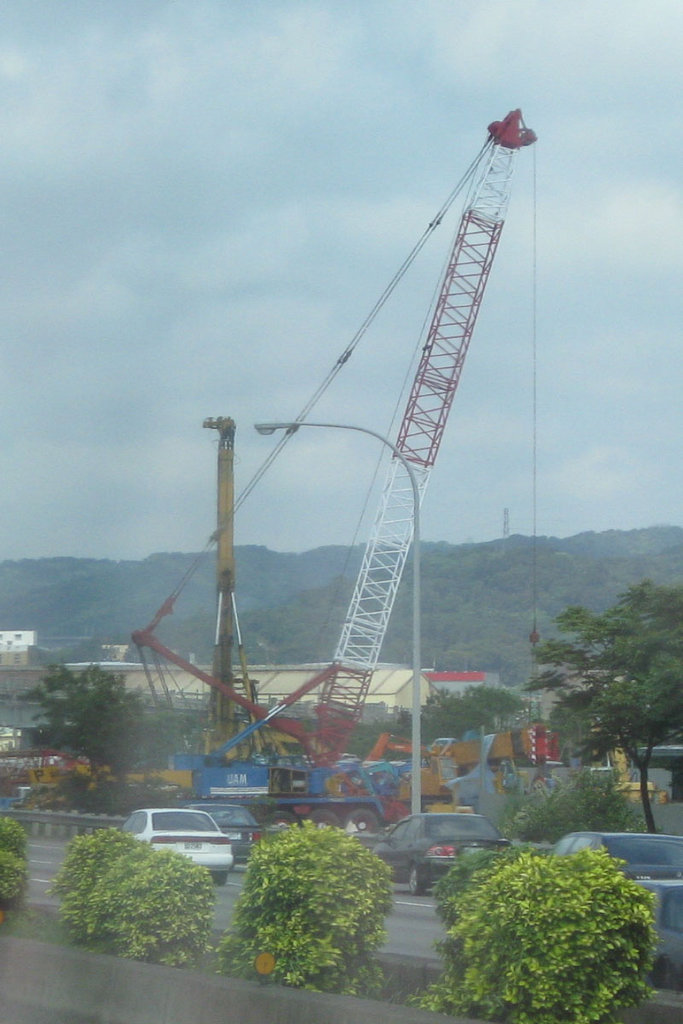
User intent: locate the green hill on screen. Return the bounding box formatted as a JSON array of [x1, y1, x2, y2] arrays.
[[0, 526, 681, 687]]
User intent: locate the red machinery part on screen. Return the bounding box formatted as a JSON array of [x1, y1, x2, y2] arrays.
[[488, 108, 537, 149]]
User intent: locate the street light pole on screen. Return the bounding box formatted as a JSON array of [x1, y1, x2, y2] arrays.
[[255, 420, 423, 814]]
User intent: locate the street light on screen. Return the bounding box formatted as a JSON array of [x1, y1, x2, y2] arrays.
[[255, 420, 422, 814]]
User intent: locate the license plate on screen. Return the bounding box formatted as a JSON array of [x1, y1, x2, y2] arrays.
[[225, 832, 241, 840], [184, 842, 202, 850]]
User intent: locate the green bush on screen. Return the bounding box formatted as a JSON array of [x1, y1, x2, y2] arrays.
[[217, 821, 392, 995], [0, 848, 27, 910], [433, 844, 539, 929], [501, 768, 643, 843], [51, 829, 215, 966], [419, 848, 655, 1024], [0, 817, 28, 910], [32, 772, 188, 815], [50, 828, 139, 924], [85, 844, 215, 965], [0, 817, 27, 859], [419, 844, 542, 1000]]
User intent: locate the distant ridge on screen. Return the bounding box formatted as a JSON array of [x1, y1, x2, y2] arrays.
[[0, 526, 680, 687]]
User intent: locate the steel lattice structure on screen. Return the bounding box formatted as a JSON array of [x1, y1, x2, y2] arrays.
[[311, 111, 536, 761], [133, 111, 536, 768]]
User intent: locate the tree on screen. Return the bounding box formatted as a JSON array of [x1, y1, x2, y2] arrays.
[[421, 684, 525, 745], [501, 769, 643, 843], [531, 581, 683, 832], [30, 664, 144, 779], [128, 706, 205, 772]]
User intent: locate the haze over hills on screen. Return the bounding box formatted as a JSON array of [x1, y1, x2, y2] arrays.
[[0, 526, 681, 688]]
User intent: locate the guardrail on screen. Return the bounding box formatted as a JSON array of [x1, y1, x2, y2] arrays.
[[1, 809, 125, 838]]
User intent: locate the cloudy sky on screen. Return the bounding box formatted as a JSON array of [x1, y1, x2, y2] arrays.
[[1, 0, 680, 562]]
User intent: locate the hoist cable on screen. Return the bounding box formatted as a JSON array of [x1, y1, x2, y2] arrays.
[[234, 140, 493, 655], [530, 143, 539, 658], [144, 136, 494, 623], [233, 138, 493, 515], [313, 207, 456, 656]]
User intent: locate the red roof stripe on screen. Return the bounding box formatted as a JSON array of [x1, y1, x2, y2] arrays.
[[426, 671, 486, 682]]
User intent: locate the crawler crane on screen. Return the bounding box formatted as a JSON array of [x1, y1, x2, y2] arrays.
[[133, 110, 536, 826]]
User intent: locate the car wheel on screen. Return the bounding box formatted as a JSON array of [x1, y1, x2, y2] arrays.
[[211, 870, 229, 886], [309, 808, 341, 827], [344, 807, 380, 833], [408, 863, 425, 896], [269, 810, 299, 829]]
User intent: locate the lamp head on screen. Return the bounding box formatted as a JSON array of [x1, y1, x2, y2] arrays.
[[254, 421, 299, 435]]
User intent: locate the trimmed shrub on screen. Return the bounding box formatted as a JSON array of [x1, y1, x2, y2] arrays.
[[501, 768, 643, 843], [0, 848, 27, 910], [0, 817, 27, 859], [433, 843, 539, 930], [86, 844, 215, 965], [51, 829, 215, 966], [420, 844, 542, 1001], [50, 828, 139, 938], [217, 820, 392, 995], [419, 847, 655, 1024], [0, 817, 28, 910]]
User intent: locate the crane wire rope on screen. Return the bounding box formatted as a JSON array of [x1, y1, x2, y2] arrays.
[[530, 142, 540, 664], [232, 138, 493, 516], [311, 215, 459, 659], [143, 136, 493, 627]]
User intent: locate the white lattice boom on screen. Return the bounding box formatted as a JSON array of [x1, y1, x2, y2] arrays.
[[311, 111, 536, 761]]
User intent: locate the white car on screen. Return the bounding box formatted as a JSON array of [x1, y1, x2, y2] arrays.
[[121, 807, 234, 884]]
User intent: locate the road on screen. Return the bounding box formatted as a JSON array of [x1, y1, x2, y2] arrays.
[[26, 836, 444, 962]]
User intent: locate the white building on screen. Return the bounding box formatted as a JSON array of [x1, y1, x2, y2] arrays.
[[0, 630, 38, 667]]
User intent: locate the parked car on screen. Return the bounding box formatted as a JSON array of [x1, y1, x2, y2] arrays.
[[121, 807, 234, 884], [371, 812, 510, 895], [552, 832, 683, 879], [183, 802, 262, 864], [639, 880, 683, 990]]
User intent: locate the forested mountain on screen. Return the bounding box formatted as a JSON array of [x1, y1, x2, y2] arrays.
[[1, 526, 681, 688]]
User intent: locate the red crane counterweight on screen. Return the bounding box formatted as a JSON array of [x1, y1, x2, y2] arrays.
[[488, 109, 537, 150]]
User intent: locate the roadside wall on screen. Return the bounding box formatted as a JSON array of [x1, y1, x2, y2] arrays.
[[2, 938, 683, 1024], [0, 938, 472, 1024]]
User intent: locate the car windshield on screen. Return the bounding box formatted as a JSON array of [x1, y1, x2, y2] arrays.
[[150, 811, 218, 832], [208, 808, 255, 826], [424, 815, 500, 840], [603, 836, 683, 868]]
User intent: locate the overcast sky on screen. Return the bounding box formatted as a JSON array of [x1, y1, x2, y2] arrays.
[[1, 1, 680, 562]]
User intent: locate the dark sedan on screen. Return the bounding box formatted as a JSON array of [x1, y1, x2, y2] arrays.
[[639, 880, 683, 990], [184, 803, 262, 865], [372, 812, 510, 895], [552, 832, 683, 880]]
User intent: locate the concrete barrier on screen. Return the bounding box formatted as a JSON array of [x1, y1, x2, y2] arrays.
[[5, 810, 683, 1022], [5, 803, 683, 841], [2, 809, 125, 838], [2, 937, 683, 1024], [0, 938, 471, 1024]]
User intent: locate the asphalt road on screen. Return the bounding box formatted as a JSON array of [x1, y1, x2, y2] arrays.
[[26, 835, 444, 962]]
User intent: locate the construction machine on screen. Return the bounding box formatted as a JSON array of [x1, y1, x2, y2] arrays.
[[132, 110, 537, 827], [364, 724, 561, 810]]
